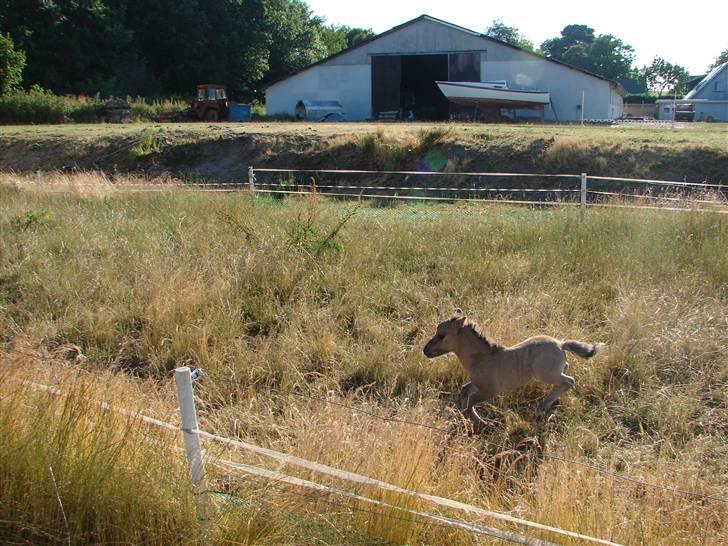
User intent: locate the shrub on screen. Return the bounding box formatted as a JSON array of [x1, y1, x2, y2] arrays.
[[0, 86, 70, 123], [128, 97, 188, 122], [0, 88, 188, 124]]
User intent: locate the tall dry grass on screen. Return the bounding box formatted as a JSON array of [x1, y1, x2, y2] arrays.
[[1, 174, 727, 544]]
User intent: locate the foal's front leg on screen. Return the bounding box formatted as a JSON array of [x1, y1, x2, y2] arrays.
[[458, 382, 472, 411], [464, 387, 494, 426]]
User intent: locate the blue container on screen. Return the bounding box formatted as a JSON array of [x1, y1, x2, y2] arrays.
[[228, 103, 252, 122]]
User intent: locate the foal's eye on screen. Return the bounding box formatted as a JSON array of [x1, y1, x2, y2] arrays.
[[436, 333, 444, 340]]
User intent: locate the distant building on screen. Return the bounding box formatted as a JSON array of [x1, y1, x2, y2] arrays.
[[265, 15, 626, 122], [619, 78, 655, 119], [685, 74, 707, 93], [617, 79, 648, 95], [656, 63, 728, 122]]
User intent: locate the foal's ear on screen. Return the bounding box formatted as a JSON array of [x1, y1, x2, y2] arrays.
[[452, 308, 465, 322]]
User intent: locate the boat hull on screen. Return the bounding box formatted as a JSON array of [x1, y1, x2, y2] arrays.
[[436, 81, 550, 106]]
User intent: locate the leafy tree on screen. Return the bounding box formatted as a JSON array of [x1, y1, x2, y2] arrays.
[[321, 25, 348, 56], [0, 0, 133, 95], [0, 33, 25, 95], [586, 34, 636, 80], [642, 56, 690, 97], [345, 27, 374, 48], [541, 24, 594, 58], [0, 0, 368, 99], [262, 0, 328, 85], [485, 19, 536, 52], [124, 0, 270, 99], [708, 48, 728, 70], [320, 24, 374, 57], [541, 24, 635, 80]]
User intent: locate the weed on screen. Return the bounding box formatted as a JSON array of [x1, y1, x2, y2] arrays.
[[129, 130, 163, 161], [9, 209, 50, 231]]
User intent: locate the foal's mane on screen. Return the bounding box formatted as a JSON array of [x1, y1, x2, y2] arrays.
[[464, 319, 504, 352]]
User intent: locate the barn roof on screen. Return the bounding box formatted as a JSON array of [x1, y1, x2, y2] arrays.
[[265, 14, 626, 94], [685, 62, 728, 99]]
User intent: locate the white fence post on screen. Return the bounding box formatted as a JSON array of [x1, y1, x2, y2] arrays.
[[174, 367, 210, 523], [580, 173, 588, 214], [248, 166, 256, 200]]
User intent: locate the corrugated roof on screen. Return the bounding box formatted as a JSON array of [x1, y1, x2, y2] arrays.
[[264, 14, 626, 94]]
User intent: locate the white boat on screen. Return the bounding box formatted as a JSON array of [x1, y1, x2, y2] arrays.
[[436, 81, 550, 106]]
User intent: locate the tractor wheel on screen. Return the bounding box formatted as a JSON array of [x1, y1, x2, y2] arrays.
[[205, 109, 219, 122]]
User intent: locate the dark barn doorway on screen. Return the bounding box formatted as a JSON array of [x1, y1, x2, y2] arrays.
[[372, 54, 450, 121]]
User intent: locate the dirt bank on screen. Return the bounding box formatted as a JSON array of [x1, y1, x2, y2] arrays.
[[0, 122, 726, 183]]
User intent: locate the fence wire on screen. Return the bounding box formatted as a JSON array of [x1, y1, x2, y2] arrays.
[[243, 168, 728, 215]]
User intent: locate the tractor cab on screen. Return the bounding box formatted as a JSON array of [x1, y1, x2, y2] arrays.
[[191, 84, 228, 121]]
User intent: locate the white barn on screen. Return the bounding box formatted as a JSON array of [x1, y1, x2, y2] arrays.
[[265, 15, 626, 122]]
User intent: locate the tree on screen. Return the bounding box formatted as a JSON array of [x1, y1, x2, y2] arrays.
[[541, 24, 635, 80], [320, 25, 374, 57], [345, 27, 374, 48], [0, 0, 368, 99], [0, 33, 25, 95], [485, 19, 536, 52], [541, 24, 594, 58], [642, 56, 690, 97], [0, 0, 133, 95], [263, 0, 328, 86], [709, 48, 728, 70], [320, 25, 348, 56]]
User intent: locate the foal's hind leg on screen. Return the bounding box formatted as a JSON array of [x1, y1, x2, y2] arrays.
[[536, 373, 575, 417]]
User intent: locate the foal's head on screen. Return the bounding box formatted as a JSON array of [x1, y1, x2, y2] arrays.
[[423, 308, 466, 358]]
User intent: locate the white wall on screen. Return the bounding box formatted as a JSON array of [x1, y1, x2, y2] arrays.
[[481, 59, 623, 121], [266, 64, 371, 119]]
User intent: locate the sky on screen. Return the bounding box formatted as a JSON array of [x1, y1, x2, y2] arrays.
[[306, 0, 727, 75]]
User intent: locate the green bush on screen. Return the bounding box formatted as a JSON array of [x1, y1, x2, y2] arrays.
[[0, 89, 189, 125], [128, 97, 188, 122], [0, 86, 70, 123]]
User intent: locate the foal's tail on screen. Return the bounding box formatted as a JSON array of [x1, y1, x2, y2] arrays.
[[561, 340, 600, 359]]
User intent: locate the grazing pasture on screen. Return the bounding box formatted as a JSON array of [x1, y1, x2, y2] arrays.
[[1, 173, 727, 545]]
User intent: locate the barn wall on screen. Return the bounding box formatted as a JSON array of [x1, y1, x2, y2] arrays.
[[694, 102, 728, 121], [266, 64, 371, 119], [480, 59, 621, 121]]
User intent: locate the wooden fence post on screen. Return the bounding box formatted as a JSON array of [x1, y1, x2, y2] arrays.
[[35, 171, 41, 192], [174, 367, 210, 523], [248, 166, 256, 201], [580, 173, 588, 214]]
